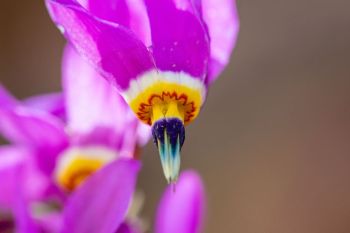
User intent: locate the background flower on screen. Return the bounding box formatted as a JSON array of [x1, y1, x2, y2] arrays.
[[0, 43, 149, 232], [156, 171, 206, 233]]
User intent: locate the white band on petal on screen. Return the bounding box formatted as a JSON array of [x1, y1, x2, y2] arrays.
[[121, 70, 207, 105]]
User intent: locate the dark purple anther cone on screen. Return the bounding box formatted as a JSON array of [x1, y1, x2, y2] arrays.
[[151, 118, 185, 149]]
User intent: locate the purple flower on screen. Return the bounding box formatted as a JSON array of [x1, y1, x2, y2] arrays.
[[45, 0, 239, 182], [156, 170, 206, 233], [0, 45, 149, 232]]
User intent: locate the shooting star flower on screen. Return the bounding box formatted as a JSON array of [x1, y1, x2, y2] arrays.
[[45, 0, 239, 182]]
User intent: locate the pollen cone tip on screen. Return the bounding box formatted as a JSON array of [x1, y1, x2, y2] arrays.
[[158, 135, 181, 184]]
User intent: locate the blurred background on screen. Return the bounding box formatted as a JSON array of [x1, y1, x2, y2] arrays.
[[1, 0, 350, 232]]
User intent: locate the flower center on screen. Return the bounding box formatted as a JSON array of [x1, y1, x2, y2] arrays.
[[54, 146, 117, 191], [122, 70, 206, 126]]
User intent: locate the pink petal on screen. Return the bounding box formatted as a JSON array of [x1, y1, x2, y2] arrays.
[[0, 106, 67, 148], [144, 0, 210, 80], [0, 146, 48, 210], [76, 0, 151, 46], [156, 170, 206, 233], [78, 0, 130, 27], [62, 45, 150, 155], [61, 159, 141, 233], [0, 102, 68, 174], [62, 44, 130, 134], [0, 84, 19, 110], [136, 122, 151, 147], [46, 0, 155, 91], [23, 92, 66, 120], [202, 0, 240, 84]]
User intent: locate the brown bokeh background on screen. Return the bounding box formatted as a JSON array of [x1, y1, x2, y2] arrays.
[[1, 1, 350, 232]]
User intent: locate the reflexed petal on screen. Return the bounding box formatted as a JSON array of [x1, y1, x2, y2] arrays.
[[78, 0, 130, 26], [23, 92, 66, 120], [156, 170, 206, 233], [46, 0, 155, 90], [0, 84, 65, 121], [125, 0, 151, 46], [63, 45, 150, 155], [0, 106, 67, 148], [76, 0, 151, 46], [202, 0, 239, 84], [0, 105, 68, 174], [62, 44, 133, 134], [144, 0, 210, 79], [0, 84, 19, 110], [61, 159, 141, 233]]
